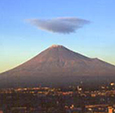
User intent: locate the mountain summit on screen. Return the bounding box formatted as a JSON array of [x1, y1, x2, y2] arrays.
[[0, 45, 115, 88]]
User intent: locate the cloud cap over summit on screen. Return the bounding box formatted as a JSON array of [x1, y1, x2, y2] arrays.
[[27, 17, 90, 34]]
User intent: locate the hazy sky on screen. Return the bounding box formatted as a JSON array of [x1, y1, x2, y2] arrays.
[[0, 0, 115, 73]]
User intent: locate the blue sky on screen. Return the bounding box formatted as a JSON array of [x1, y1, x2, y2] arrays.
[[0, 0, 115, 73]]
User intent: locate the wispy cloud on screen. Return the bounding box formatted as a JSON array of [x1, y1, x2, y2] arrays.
[[27, 17, 90, 34]]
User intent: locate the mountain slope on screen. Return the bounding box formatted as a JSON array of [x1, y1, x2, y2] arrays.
[[0, 45, 115, 88]]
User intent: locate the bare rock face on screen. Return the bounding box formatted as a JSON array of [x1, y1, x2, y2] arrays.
[[0, 45, 115, 88]]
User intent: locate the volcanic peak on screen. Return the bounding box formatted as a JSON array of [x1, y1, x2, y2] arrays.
[[49, 45, 64, 48]]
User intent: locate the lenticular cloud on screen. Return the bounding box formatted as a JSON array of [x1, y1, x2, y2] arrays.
[[27, 17, 90, 34]]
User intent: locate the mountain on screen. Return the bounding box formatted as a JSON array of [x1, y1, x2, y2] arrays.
[[0, 45, 115, 88]]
